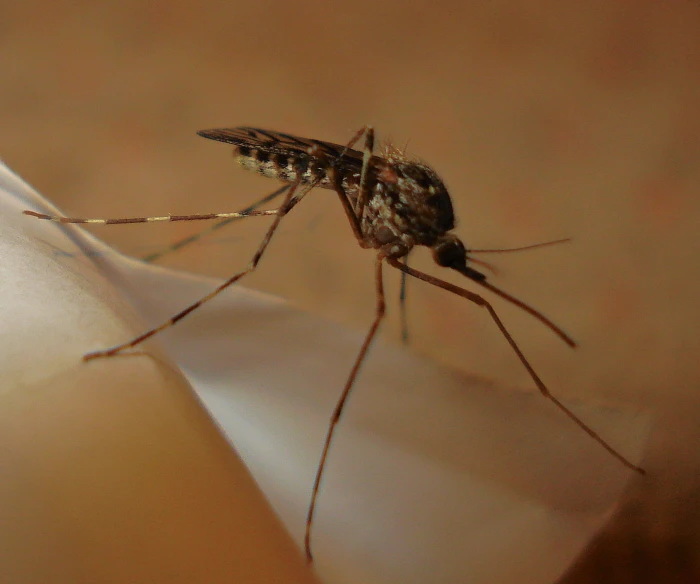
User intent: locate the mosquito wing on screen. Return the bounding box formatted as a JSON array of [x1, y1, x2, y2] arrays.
[[198, 127, 369, 190], [198, 127, 366, 164]]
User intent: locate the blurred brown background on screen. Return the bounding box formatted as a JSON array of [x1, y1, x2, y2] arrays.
[[2, 1, 699, 581]]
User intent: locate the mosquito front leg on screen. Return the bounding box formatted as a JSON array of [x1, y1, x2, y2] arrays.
[[386, 257, 645, 475], [304, 253, 387, 563], [82, 182, 303, 361]]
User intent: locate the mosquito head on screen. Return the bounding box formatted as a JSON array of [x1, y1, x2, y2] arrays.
[[431, 234, 487, 282]]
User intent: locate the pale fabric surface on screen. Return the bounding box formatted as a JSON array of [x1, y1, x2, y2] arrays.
[[0, 166, 321, 583], [1, 2, 699, 581]]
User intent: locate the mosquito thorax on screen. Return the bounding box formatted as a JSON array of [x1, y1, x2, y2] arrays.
[[364, 158, 458, 256]]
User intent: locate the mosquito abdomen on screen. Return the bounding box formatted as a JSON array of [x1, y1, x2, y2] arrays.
[[234, 145, 338, 190]]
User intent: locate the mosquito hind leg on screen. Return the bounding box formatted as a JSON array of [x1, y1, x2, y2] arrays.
[[304, 253, 387, 563], [142, 184, 292, 263], [22, 208, 278, 225]]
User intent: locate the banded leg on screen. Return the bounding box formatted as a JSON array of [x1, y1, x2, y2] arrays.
[[305, 253, 386, 563], [386, 257, 645, 475], [142, 184, 292, 263], [23, 208, 278, 225], [82, 182, 304, 361]]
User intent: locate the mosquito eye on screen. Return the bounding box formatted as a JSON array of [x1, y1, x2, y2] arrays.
[[432, 237, 466, 268]]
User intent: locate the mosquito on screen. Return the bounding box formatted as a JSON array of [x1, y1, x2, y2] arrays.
[[24, 126, 645, 563]]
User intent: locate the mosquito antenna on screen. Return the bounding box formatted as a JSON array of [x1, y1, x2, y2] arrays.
[[466, 238, 570, 277], [469, 237, 571, 254]]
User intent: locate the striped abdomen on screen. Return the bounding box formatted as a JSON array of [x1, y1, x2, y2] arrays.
[[234, 144, 361, 195]]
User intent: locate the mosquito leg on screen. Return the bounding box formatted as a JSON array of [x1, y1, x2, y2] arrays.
[[325, 163, 364, 244], [322, 125, 375, 248], [305, 253, 387, 563], [82, 182, 303, 361], [315, 124, 373, 244], [354, 126, 375, 220], [386, 257, 645, 475], [399, 255, 410, 344], [23, 208, 278, 225], [333, 125, 372, 164], [316, 122, 373, 236], [468, 238, 571, 254], [309, 142, 365, 245], [142, 184, 291, 263]]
